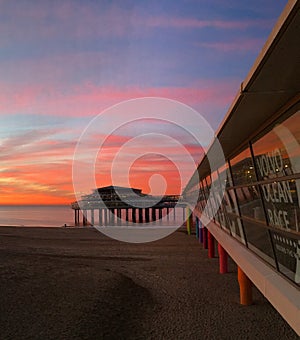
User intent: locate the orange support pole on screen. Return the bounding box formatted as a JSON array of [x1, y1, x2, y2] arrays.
[[237, 266, 253, 305], [208, 231, 215, 258], [218, 243, 228, 274]]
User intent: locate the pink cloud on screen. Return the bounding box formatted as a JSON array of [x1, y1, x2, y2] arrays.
[[0, 81, 237, 118], [0, 130, 76, 166], [195, 38, 264, 53], [144, 17, 273, 30]]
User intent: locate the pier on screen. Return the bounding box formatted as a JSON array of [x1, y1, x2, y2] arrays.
[[71, 186, 186, 226]]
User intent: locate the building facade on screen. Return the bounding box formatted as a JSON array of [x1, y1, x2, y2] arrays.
[[184, 0, 300, 335]]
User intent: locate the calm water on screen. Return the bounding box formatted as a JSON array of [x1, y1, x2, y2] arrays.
[[0, 205, 185, 227], [0, 205, 74, 227]]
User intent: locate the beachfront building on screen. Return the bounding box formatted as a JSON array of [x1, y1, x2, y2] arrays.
[[183, 1, 300, 335]]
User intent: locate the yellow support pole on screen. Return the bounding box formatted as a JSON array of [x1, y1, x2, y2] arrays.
[[186, 206, 192, 235]]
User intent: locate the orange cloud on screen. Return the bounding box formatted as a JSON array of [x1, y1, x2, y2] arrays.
[[1, 126, 204, 204]]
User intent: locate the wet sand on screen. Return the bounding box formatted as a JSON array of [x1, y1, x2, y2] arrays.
[[0, 226, 297, 339]]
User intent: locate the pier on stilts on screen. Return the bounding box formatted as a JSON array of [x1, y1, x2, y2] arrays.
[[71, 186, 186, 226]]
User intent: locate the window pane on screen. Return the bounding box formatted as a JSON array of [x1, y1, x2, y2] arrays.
[[270, 231, 300, 285], [242, 220, 276, 266], [252, 111, 300, 180], [260, 179, 300, 232], [230, 148, 256, 186], [236, 185, 265, 222], [223, 189, 246, 243]]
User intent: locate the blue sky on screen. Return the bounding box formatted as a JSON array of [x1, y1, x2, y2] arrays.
[[0, 0, 288, 203]]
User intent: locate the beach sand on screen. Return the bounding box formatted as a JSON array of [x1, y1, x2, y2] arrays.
[[0, 226, 297, 339]]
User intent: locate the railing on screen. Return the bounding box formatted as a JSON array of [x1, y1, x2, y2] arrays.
[[71, 196, 184, 210]]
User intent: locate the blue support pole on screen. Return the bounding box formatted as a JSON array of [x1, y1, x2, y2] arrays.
[[196, 217, 199, 239]]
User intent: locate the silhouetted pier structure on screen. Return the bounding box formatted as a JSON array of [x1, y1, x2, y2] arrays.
[[71, 186, 185, 226]]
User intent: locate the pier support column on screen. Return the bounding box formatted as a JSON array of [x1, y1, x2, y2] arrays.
[[138, 208, 143, 223], [98, 209, 102, 225], [110, 209, 115, 224], [166, 207, 169, 221], [145, 208, 150, 223], [132, 208, 136, 223], [158, 208, 163, 220], [104, 209, 108, 225], [218, 243, 228, 274], [74, 209, 78, 226], [238, 267, 252, 305], [208, 231, 215, 258], [125, 209, 129, 222], [152, 208, 156, 221], [173, 207, 176, 220], [117, 209, 121, 225], [83, 210, 87, 226], [91, 209, 94, 226], [203, 227, 208, 249]]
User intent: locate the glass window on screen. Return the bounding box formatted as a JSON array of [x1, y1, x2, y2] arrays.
[[202, 176, 214, 219], [223, 189, 246, 244], [252, 111, 300, 180], [270, 231, 300, 285], [236, 185, 266, 222], [217, 196, 231, 233], [242, 220, 276, 266], [218, 162, 232, 188], [260, 179, 300, 232], [211, 171, 222, 218], [230, 147, 257, 186], [197, 183, 206, 211]]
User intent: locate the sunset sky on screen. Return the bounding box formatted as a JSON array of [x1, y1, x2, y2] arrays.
[[0, 0, 287, 205]]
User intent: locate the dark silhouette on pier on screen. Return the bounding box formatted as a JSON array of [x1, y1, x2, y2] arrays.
[[71, 186, 185, 226]]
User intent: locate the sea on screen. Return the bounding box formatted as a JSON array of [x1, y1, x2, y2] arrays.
[[0, 205, 74, 227], [0, 205, 185, 227]]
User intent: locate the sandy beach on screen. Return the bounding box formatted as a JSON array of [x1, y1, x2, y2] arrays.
[[0, 226, 297, 339]]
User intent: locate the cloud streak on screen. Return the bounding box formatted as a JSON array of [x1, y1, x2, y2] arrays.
[[0, 81, 237, 119], [145, 16, 273, 30], [194, 38, 265, 53]]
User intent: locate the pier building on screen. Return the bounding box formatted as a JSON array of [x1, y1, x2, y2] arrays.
[[71, 186, 183, 226]]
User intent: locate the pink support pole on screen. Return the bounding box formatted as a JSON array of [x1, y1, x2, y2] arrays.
[[208, 231, 215, 258], [218, 243, 228, 274]]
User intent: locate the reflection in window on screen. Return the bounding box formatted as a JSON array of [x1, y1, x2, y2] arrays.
[[236, 185, 265, 222], [223, 189, 246, 244], [218, 162, 232, 188], [270, 231, 300, 285], [230, 147, 256, 186], [252, 111, 300, 180], [242, 220, 276, 267], [260, 179, 300, 232]]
